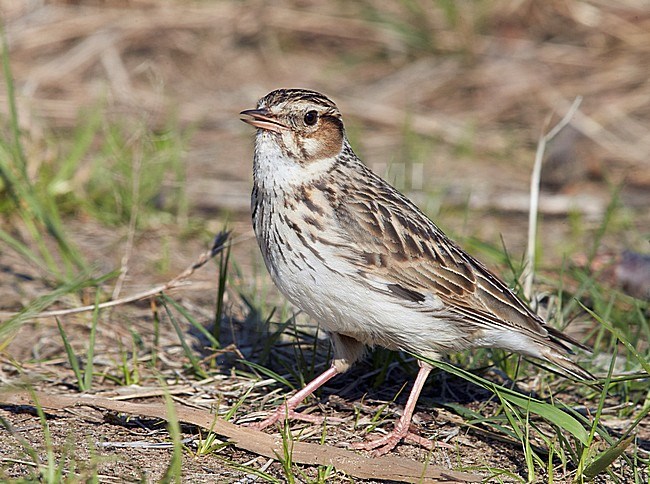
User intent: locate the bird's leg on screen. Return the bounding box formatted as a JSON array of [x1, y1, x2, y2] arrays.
[[352, 361, 444, 456], [249, 365, 340, 430]]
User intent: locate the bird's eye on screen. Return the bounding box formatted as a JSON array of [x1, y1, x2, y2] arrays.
[[304, 110, 318, 126]]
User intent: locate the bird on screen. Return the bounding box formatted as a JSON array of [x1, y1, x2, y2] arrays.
[[240, 88, 592, 455]]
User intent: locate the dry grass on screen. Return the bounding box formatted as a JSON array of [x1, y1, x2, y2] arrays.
[[0, 0, 649, 482], [3, 1, 649, 157]]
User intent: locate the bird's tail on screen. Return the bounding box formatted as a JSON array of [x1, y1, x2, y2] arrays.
[[536, 326, 596, 382], [539, 346, 595, 381]]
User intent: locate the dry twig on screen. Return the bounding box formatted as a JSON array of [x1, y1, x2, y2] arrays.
[[0, 230, 231, 320], [522, 97, 582, 300], [0, 391, 480, 483]]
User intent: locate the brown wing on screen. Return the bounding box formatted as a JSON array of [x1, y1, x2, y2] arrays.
[[331, 166, 573, 350]]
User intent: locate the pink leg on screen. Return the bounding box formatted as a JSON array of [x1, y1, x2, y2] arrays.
[[352, 362, 444, 456], [249, 365, 340, 430]]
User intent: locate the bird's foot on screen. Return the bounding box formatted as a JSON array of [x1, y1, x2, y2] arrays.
[[245, 366, 343, 430], [248, 408, 325, 430], [351, 425, 454, 456], [248, 406, 345, 430]]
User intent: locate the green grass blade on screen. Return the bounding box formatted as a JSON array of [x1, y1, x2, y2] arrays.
[[0, 226, 47, 270], [160, 293, 219, 348], [498, 399, 538, 480], [159, 295, 207, 379], [0, 27, 87, 278], [0, 27, 27, 171], [443, 402, 521, 441], [580, 303, 650, 375], [55, 108, 102, 185], [213, 240, 231, 346], [0, 414, 42, 469], [583, 435, 636, 480], [83, 291, 101, 391], [0, 270, 116, 350], [29, 389, 56, 482], [237, 359, 293, 389], [223, 384, 255, 421], [160, 385, 183, 484], [417, 354, 590, 445], [211, 456, 282, 483], [56, 318, 85, 391]]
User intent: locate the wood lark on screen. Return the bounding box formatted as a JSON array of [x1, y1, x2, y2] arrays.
[[240, 88, 592, 455]]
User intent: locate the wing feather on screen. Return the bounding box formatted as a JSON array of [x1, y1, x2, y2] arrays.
[[332, 165, 560, 346]]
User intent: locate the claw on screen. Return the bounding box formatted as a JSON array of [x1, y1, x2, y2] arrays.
[[351, 426, 453, 456], [249, 408, 326, 430]]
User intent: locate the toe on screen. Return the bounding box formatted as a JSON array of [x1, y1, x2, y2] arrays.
[[247, 408, 330, 430], [351, 426, 449, 454]]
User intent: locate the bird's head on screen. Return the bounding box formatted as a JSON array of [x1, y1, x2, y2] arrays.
[[241, 89, 345, 165]]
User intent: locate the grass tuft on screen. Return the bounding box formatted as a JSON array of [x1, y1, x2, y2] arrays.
[[0, 31, 87, 281]]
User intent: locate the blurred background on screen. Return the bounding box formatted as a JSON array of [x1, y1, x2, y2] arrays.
[[1, 0, 649, 341], [3, 0, 650, 251], [3, 0, 649, 269]]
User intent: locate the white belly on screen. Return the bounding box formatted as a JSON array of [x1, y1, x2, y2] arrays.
[[258, 212, 466, 357]]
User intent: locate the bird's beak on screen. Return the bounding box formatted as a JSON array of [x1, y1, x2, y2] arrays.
[[240, 108, 286, 133]]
